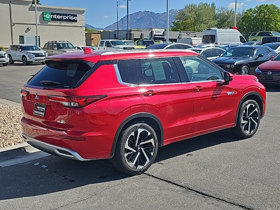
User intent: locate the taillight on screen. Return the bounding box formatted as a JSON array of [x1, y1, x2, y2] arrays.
[[47, 95, 106, 107], [21, 89, 29, 97]]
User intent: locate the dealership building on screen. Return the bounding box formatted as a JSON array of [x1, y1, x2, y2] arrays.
[[0, 0, 85, 48]]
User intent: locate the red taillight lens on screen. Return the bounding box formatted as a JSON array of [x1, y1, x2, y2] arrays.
[[21, 89, 29, 97], [48, 95, 106, 107]]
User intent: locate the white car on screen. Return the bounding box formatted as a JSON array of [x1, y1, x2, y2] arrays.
[[0, 49, 9, 66], [7, 44, 47, 65], [97, 39, 135, 50]]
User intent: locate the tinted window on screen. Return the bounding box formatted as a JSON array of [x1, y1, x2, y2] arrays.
[[250, 32, 257, 36], [202, 35, 215, 44], [117, 58, 180, 85], [117, 60, 140, 84], [222, 47, 254, 58], [179, 56, 223, 82], [140, 58, 180, 84], [255, 48, 270, 57], [28, 60, 93, 88], [258, 32, 272, 36]]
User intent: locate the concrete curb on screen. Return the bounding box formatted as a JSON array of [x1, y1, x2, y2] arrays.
[[0, 98, 21, 107]]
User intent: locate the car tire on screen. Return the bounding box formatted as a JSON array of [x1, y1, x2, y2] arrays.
[[22, 56, 28, 65], [8, 55, 14, 64], [241, 65, 250, 75], [3, 62, 8, 66], [41, 62, 45, 65], [233, 99, 261, 139], [112, 123, 158, 175]]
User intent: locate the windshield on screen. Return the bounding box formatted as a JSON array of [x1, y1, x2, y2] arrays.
[[222, 47, 254, 58], [57, 42, 75, 49], [146, 44, 168, 49], [21, 46, 40, 51], [273, 54, 280, 61], [111, 40, 126, 46], [272, 32, 280, 36], [124, 41, 135, 46], [264, 43, 280, 50]]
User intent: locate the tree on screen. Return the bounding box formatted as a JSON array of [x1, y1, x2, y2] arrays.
[[32, 0, 40, 4], [238, 4, 280, 38], [171, 3, 217, 31], [216, 7, 242, 29]]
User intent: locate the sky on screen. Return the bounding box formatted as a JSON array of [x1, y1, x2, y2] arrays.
[[40, 0, 280, 28]]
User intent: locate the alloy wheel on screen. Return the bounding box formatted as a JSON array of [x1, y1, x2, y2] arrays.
[[240, 102, 260, 135], [124, 127, 156, 170]]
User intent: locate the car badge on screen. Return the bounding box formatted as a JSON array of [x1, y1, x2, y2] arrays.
[[267, 71, 272, 75], [35, 93, 39, 100]]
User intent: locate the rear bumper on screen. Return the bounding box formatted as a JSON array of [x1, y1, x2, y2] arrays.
[[22, 133, 90, 161]]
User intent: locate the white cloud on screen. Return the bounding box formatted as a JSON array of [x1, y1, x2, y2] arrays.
[[104, 16, 109, 19], [228, 2, 245, 10]]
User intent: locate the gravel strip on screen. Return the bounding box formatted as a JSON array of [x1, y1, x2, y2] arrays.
[[0, 102, 24, 148]]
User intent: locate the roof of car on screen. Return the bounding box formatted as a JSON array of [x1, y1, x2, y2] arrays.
[[46, 49, 198, 63]]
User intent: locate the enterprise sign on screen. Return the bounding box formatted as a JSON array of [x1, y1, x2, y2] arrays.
[[43, 12, 77, 22]]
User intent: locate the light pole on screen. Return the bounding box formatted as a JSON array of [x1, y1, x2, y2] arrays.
[[126, 0, 129, 40], [166, 0, 169, 43], [234, 0, 237, 27], [34, 0, 39, 46], [117, 0, 119, 39]]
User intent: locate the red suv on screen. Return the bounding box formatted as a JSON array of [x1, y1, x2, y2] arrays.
[[21, 49, 266, 175]]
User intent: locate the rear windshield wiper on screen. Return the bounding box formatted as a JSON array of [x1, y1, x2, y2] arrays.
[[40, 80, 62, 86]]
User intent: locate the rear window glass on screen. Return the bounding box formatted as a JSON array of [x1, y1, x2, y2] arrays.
[[202, 35, 215, 44], [27, 60, 93, 89]]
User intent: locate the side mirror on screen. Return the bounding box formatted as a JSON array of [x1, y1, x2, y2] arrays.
[[224, 71, 233, 85], [255, 54, 264, 60]]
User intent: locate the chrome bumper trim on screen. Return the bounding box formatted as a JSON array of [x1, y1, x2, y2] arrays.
[[22, 133, 89, 161]]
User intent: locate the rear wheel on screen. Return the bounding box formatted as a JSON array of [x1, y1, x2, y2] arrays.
[[22, 56, 28, 65], [233, 99, 261, 139], [112, 123, 158, 175], [3, 62, 8, 66]]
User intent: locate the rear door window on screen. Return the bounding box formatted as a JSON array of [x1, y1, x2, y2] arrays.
[[117, 58, 180, 85], [27, 60, 94, 88]]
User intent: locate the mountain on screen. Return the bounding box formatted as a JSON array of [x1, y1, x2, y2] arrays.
[[85, 24, 103, 31], [104, 9, 179, 31]]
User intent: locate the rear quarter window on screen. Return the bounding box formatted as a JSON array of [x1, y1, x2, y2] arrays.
[[27, 60, 94, 89]]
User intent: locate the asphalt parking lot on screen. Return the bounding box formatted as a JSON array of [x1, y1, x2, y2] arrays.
[[0, 64, 280, 209]]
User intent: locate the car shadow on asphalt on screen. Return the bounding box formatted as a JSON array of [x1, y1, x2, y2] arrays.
[[265, 85, 280, 92], [0, 129, 244, 200]]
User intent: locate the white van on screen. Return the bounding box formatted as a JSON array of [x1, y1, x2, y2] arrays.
[[202, 28, 246, 45]]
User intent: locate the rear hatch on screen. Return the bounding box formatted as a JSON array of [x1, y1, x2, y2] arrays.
[[21, 59, 94, 131]]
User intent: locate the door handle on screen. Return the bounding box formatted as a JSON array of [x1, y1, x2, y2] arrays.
[[193, 86, 203, 92], [143, 90, 156, 96]]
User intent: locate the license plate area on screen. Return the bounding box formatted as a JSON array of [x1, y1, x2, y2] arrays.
[[33, 103, 46, 117]]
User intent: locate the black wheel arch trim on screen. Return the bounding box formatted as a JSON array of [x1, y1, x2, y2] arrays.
[[235, 91, 264, 125], [110, 112, 164, 158]]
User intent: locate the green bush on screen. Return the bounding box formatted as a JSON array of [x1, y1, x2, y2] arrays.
[[0, 46, 5, 51]]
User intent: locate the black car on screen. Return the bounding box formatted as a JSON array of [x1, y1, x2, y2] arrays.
[[212, 45, 277, 74], [146, 43, 193, 50]]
